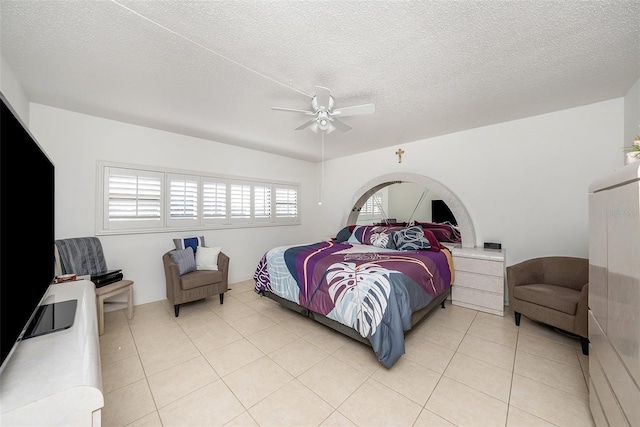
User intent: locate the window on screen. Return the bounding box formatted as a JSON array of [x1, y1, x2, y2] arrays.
[[275, 186, 298, 220], [230, 183, 251, 221], [360, 192, 383, 219], [254, 185, 272, 220], [202, 179, 226, 224], [98, 162, 299, 234], [168, 174, 199, 227], [102, 166, 163, 231]]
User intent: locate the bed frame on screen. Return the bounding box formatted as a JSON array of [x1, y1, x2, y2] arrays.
[[258, 288, 450, 346]]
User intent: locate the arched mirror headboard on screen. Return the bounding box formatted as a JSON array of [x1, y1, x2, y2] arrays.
[[348, 173, 476, 248]]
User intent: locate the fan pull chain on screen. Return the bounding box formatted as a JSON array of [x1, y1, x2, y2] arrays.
[[318, 132, 325, 205]]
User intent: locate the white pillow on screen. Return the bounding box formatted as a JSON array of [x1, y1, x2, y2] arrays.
[[195, 246, 221, 271]]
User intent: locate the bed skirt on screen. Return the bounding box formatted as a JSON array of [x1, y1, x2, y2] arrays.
[[258, 288, 450, 347]]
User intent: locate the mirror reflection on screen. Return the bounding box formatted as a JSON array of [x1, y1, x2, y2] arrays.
[[356, 182, 457, 227]]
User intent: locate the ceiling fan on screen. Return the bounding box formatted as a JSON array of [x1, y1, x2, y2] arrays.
[[272, 86, 375, 134]]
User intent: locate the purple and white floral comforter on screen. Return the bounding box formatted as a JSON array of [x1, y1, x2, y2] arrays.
[[254, 241, 453, 368]]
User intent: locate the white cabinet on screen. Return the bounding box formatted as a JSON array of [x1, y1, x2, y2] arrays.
[[450, 246, 505, 316], [0, 280, 103, 426], [588, 162, 640, 427]]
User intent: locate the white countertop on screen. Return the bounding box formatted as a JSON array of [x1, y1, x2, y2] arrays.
[[0, 280, 103, 426], [451, 245, 505, 261]]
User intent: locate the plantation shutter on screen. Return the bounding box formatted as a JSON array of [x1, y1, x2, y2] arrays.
[[230, 183, 251, 221], [202, 179, 227, 224], [254, 185, 271, 220], [275, 186, 298, 221], [103, 167, 163, 230], [168, 174, 199, 227]]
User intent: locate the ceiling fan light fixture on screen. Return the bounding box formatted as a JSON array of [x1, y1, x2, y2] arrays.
[[316, 111, 331, 131], [272, 86, 374, 134]]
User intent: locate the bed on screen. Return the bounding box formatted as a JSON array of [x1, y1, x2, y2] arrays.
[[253, 224, 455, 368]]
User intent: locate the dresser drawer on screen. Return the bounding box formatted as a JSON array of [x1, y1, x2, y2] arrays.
[[589, 346, 630, 427], [453, 256, 504, 277], [452, 286, 503, 313], [589, 312, 640, 426], [453, 271, 504, 293]]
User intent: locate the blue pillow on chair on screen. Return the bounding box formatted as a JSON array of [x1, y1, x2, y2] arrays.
[[173, 236, 205, 254]]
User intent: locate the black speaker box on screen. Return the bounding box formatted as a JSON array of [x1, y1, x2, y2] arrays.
[[484, 242, 502, 250]]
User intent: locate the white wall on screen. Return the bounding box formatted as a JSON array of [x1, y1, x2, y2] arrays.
[[318, 99, 624, 267], [2, 53, 632, 303], [27, 104, 322, 305]]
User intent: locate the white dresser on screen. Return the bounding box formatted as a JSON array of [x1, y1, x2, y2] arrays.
[[588, 162, 639, 427], [450, 246, 505, 316], [0, 280, 103, 426]]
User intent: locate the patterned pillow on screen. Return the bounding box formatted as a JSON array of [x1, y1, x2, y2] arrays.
[[348, 225, 402, 248], [369, 230, 396, 249], [173, 236, 205, 254], [392, 226, 432, 251], [169, 247, 196, 275]]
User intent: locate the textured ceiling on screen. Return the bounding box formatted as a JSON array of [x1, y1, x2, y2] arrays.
[[1, 1, 639, 161]]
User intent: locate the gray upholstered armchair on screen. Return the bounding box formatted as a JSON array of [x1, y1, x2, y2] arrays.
[[506, 256, 589, 355], [162, 250, 229, 317]]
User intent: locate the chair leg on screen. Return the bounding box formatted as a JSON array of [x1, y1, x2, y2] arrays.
[[126, 283, 134, 320], [581, 337, 589, 355], [219, 293, 224, 304], [514, 311, 521, 326], [174, 304, 180, 317]]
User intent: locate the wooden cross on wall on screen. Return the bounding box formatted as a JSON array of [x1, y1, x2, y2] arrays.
[[395, 148, 405, 163]]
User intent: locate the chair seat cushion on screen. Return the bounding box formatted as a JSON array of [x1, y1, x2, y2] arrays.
[[513, 284, 580, 315], [180, 269, 224, 290]]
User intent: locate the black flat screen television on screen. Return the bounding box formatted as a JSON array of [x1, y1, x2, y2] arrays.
[[0, 92, 56, 373], [431, 199, 457, 226]]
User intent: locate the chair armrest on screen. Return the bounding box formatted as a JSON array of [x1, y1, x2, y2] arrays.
[[218, 252, 229, 273], [574, 283, 589, 337], [217, 252, 230, 290], [162, 252, 182, 300]]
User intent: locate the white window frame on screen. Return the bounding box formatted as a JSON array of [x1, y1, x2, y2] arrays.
[[359, 191, 384, 221], [253, 184, 272, 223], [202, 177, 228, 226], [166, 173, 200, 228], [274, 184, 299, 223], [100, 166, 164, 232], [229, 181, 252, 223], [97, 161, 300, 235]]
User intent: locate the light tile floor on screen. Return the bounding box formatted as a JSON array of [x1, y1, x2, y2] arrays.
[[99, 280, 594, 427]]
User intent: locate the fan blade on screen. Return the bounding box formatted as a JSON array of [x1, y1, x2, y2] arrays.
[[331, 118, 352, 132], [315, 86, 332, 111], [295, 119, 315, 130], [310, 122, 319, 133], [326, 122, 336, 134], [272, 107, 315, 115], [332, 103, 375, 117]]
